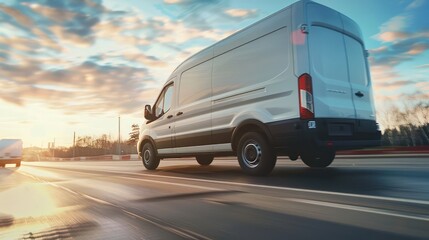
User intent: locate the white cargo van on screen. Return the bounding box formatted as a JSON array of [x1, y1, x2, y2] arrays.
[[0, 139, 23, 167], [137, 0, 381, 175]]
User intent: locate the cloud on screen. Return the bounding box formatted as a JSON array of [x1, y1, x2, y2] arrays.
[[0, 0, 237, 116], [0, 4, 33, 28], [406, 0, 425, 10], [0, 60, 156, 114], [374, 80, 415, 91], [416, 64, 429, 69], [90, 50, 168, 68], [163, 0, 222, 7], [369, 35, 429, 67], [416, 82, 429, 91], [371, 8, 429, 68], [23, 3, 77, 24], [160, 0, 225, 30], [164, 0, 185, 4], [144, 16, 232, 44], [376, 31, 409, 43], [379, 15, 408, 33], [160, 0, 259, 30], [224, 8, 257, 19], [369, 3, 429, 108]]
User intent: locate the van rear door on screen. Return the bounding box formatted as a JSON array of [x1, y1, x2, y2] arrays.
[[308, 25, 356, 119], [344, 34, 376, 120], [307, 2, 375, 120]]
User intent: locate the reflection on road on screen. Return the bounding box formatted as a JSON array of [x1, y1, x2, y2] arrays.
[[1, 157, 429, 239]]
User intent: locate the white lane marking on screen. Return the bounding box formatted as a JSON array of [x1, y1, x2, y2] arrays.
[[23, 164, 429, 206], [114, 172, 429, 206], [284, 198, 429, 222], [117, 176, 222, 191], [22, 165, 222, 192]]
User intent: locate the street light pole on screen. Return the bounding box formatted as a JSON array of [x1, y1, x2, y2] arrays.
[[118, 116, 121, 156], [73, 131, 76, 159]]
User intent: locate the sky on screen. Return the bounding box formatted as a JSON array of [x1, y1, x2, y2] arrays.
[[0, 0, 428, 148]]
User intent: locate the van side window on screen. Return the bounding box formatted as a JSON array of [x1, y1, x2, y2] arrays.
[[154, 96, 164, 118], [154, 84, 174, 118], [163, 85, 173, 112]]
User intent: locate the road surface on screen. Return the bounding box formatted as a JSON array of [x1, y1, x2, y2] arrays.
[[1, 156, 429, 239]]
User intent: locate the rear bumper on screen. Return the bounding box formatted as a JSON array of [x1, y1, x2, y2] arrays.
[[267, 118, 381, 154], [0, 159, 21, 164]]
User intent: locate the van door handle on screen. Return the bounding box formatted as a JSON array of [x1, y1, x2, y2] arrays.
[[176, 112, 183, 116], [355, 91, 364, 98], [167, 115, 173, 119]]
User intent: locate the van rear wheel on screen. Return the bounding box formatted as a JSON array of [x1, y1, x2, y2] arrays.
[[196, 156, 214, 166], [237, 132, 276, 176], [301, 149, 335, 168], [142, 143, 160, 170]]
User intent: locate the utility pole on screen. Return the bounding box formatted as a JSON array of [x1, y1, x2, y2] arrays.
[[53, 138, 55, 159], [118, 116, 121, 155], [73, 131, 76, 159]]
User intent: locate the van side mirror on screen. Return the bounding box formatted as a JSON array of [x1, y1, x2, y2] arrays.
[[144, 105, 154, 121]]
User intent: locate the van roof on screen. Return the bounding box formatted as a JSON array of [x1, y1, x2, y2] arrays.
[[165, 0, 362, 84], [166, 1, 310, 82]]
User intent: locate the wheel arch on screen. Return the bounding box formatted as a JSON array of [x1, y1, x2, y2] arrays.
[[231, 119, 274, 152], [138, 136, 157, 156]]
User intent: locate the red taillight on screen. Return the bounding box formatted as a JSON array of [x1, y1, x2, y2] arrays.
[[298, 73, 314, 119]]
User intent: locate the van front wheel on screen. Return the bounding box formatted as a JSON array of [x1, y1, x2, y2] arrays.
[[301, 149, 335, 168], [142, 143, 160, 170], [237, 132, 276, 176]]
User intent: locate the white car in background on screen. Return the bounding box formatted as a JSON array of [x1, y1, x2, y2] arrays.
[[0, 139, 22, 167]]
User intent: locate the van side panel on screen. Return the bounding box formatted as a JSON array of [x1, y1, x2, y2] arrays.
[[211, 8, 297, 146], [212, 27, 290, 96]]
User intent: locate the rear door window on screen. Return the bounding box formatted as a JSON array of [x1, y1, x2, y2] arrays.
[[345, 36, 368, 86], [309, 26, 348, 82]]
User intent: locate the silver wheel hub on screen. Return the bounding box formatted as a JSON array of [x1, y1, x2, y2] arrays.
[[143, 149, 151, 164], [242, 142, 262, 168]]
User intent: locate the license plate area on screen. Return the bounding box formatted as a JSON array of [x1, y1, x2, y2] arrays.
[[328, 123, 353, 136]]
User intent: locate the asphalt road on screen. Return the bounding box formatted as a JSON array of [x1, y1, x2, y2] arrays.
[[1, 156, 429, 239]]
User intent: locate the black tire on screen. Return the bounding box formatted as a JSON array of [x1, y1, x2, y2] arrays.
[[237, 132, 277, 176], [141, 143, 160, 170], [196, 155, 214, 166], [301, 149, 335, 168]]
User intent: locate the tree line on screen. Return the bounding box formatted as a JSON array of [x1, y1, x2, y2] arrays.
[[379, 101, 429, 146], [39, 124, 140, 158]]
